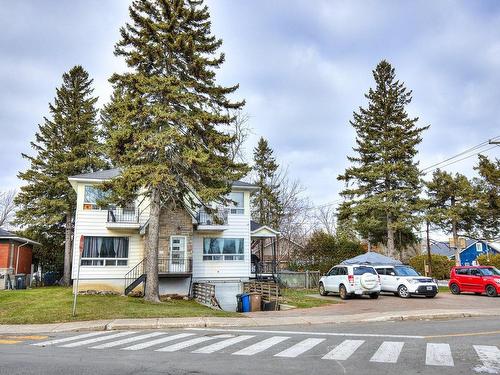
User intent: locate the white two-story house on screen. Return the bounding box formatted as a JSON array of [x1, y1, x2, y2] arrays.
[[68, 168, 279, 310]]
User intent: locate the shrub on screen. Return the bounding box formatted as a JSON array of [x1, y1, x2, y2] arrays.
[[476, 253, 500, 269], [408, 254, 455, 280]]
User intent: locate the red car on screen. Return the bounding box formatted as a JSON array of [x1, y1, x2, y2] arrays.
[[449, 266, 500, 297]]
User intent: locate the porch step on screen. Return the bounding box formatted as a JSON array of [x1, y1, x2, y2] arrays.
[[125, 274, 146, 295]]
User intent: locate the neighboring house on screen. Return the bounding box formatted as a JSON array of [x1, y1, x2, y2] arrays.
[[0, 228, 39, 289], [458, 240, 500, 266], [68, 168, 279, 311], [424, 241, 455, 258]]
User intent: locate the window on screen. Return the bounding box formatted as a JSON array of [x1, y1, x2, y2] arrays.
[[203, 238, 244, 261], [228, 192, 244, 214], [481, 267, 500, 276], [81, 236, 129, 266], [394, 266, 420, 277], [353, 266, 377, 275], [327, 267, 338, 276], [84, 185, 109, 210], [455, 268, 468, 275], [469, 268, 481, 277], [476, 243, 483, 252], [337, 267, 348, 276]]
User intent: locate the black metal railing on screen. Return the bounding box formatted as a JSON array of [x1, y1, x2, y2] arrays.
[[251, 261, 277, 275], [107, 207, 139, 223], [124, 258, 145, 294], [158, 257, 192, 274], [196, 207, 229, 226]]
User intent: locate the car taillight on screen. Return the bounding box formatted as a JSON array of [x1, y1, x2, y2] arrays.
[[348, 275, 354, 284]]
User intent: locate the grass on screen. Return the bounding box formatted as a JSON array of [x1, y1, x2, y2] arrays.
[[0, 287, 236, 325], [438, 285, 450, 293], [280, 288, 340, 309]]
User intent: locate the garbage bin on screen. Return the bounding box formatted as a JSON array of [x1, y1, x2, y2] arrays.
[[15, 274, 26, 290], [262, 300, 278, 311], [236, 294, 243, 312], [249, 292, 262, 312], [241, 293, 251, 312]]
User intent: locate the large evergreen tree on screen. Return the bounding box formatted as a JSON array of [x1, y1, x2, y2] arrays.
[[15, 66, 105, 285], [252, 137, 282, 228], [103, 0, 249, 302], [338, 60, 428, 256], [473, 155, 500, 240], [426, 169, 476, 265]]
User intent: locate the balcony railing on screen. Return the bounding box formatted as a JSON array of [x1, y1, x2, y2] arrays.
[[158, 257, 192, 274], [107, 207, 139, 224], [196, 207, 229, 226], [251, 261, 277, 275]]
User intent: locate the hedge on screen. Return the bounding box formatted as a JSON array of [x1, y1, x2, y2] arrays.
[[408, 254, 455, 280], [476, 253, 500, 269]]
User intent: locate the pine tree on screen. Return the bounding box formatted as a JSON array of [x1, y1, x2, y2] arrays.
[[252, 137, 282, 229], [15, 66, 106, 285], [338, 60, 428, 256], [473, 155, 499, 239], [103, 0, 249, 302], [426, 169, 476, 265]]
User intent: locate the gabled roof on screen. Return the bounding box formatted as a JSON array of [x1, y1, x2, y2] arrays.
[[250, 220, 280, 237], [429, 241, 455, 257], [0, 228, 40, 245]]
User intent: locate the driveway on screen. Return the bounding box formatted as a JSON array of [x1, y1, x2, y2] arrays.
[[248, 291, 500, 317]]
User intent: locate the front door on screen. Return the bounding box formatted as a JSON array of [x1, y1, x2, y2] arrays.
[[169, 236, 187, 273]]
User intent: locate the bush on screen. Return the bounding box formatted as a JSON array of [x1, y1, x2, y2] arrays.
[[408, 254, 455, 280], [476, 253, 500, 269]]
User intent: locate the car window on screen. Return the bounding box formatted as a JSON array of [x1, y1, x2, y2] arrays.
[[353, 266, 376, 275], [375, 268, 385, 275], [338, 267, 347, 276], [480, 268, 500, 276], [469, 268, 481, 277], [385, 267, 396, 276], [455, 268, 468, 275], [328, 267, 337, 276], [394, 266, 419, 277]]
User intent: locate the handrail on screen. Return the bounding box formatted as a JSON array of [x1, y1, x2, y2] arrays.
[[124, 258, 145, 292], [107, 207, 139, 223], [196, 207, 229, 225]]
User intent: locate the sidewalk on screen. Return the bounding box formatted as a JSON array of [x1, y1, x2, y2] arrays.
[[2, 307, 500, 334]]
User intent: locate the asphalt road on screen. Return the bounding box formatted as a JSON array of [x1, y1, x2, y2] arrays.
[[1, 317, 500, 375]]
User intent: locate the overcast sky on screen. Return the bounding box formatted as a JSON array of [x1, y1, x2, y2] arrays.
[[1, 0, 499, 207]]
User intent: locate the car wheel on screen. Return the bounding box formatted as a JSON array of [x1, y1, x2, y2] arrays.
[[393, 292, 399, 297], [339, 284, 349, 300], [319, 283, 328, 296], [450, 283, 460, 295], [397, 285, 410, 298], [486, 285, 498, 297], [369, 293, 379, 299]]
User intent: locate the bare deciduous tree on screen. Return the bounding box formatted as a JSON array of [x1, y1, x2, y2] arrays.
[[227, 111, 252, 163], [0, 190, 17, 228], [314, 205, 337, 235]]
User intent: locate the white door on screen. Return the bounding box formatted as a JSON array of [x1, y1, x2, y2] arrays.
[[383, 267, 398, 292], [169, 236, 187, 273], [323, 267, 338, 292]]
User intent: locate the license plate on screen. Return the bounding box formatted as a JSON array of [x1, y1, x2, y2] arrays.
[[426, 286, 433, 290]]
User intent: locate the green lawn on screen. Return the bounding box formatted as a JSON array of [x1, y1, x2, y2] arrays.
[[0, 287, 235, 325], [438, 285, 450, 293], [281, 288, 340, 309]]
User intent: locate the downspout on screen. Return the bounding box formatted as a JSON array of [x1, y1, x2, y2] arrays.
[[15, 241, 30, 275]]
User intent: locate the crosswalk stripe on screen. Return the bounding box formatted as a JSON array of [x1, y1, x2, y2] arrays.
[[426, 343, 454, 367], [122, 333, 194, 351], [91, 332, 167, 349], [370, 341, 405, 363], [32, 331, 112, 347], [322, 340, 365, 361], [232, 336, 290, 356], [60, 331, 136, 348], [157, 334, 233, 352], [275, 338, 326, 358], [192, 335, 255, 354], [473, 345, 500, 374]]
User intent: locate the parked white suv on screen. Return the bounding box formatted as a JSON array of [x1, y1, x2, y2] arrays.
[[373, 265, 438, 298], [319, 264, 381, 299]]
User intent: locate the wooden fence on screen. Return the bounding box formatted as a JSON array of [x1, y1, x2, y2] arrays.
[[243, 281, 280, 303], [192, 282, 221, 309]]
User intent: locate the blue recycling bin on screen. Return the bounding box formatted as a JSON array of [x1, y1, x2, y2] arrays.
[[241, 293, 250, 312]]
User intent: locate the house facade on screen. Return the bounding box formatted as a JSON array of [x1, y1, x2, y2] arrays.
[[459, 240, 500, 266], [69, 169, 275, 310]]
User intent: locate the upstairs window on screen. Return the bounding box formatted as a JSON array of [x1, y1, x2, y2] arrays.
[[83, 185, 109, 210], [228, 192, 244, 215], [81, 236, 129, 266]]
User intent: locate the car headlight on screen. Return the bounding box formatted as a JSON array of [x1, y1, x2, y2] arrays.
[[408, 279, 418, 284], [495, 279, 500, 284]]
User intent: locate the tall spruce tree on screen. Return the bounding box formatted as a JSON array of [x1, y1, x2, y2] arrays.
[[473, 155, 500, 240], [252, 137, 282, 229], [426, 170, 476, 265], [103, 0, 249, 302], [338, 60, 428, 256], [16, 66, 105, 285]]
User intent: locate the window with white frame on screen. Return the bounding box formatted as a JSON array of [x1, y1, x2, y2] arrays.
[[203, 238, 244, 261], [228, 192, 244, 214], [476, 242, 482, 252], [81, 236, 129, 266], [83, 185, 109, 210]]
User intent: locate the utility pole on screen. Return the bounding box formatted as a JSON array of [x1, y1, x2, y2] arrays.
[[426, 220, 432, 277]]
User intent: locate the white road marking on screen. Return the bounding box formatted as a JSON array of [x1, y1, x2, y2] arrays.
[[473, 345, 500, 374], [186, 327, 424, 339], [60, 331, 136, 348], [91, 332, 166, 349], [192, 335, 255, 354], [322, 340, 364, 361], [156, 334, 233, 352], [232, 336, 290, 356], [370, 341, 405, 363], [32, 331, 112, 347], [426, 343, 454, 367], [122, 333, 194, 351], [274, 338, 326, 358]]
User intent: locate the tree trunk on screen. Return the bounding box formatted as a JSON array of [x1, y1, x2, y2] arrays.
[[62, 211, 73, 286], [452, 219, 461, 266], [144, 186, 161, 303], [386, 213, 395, 256], [426, 220, 432, 277]]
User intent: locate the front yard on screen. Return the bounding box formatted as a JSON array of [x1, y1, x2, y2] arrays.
[[280, 288, 341, 308], [0, 287, 235, 324]]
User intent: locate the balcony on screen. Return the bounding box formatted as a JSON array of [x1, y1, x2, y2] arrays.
[[195, 207, 229, 232], [158, 257, 192, 276], [106, 207, 141, 230]]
